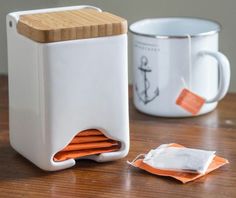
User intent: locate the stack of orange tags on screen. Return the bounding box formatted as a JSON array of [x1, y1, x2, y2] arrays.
[[54, 129, 121, 162], [128, 143, 229, 183]]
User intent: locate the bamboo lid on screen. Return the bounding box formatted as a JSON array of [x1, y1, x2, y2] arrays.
[[17, 9, 127, 43]]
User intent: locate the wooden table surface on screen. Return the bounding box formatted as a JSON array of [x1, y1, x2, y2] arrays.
[[0, 75, 236, 198]]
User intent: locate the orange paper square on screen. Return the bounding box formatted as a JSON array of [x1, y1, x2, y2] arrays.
[[176, 88, 205, 115]]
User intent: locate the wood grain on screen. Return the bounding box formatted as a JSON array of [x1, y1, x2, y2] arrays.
[[1, 75, 236, 198], [16, 9, 127, 43]]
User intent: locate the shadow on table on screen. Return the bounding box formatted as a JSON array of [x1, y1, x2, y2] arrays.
[[0, 145, 50, 181], [0, 144, 119, 181]]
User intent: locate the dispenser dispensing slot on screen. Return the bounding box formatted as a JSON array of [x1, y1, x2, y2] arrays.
[[54, 129, 121, 162]]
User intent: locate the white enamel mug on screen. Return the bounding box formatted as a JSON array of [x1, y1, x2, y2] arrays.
[[129, 17, 230, 117]]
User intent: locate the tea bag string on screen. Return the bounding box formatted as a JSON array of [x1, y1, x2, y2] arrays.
[[187, 34, 192, 89], [187, 34, 192, 90], [181, 34, 192, 89], [127, 154, 146, 166]]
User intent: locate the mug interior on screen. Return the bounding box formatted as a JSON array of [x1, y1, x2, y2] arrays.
[[129, 18, 220, 37]]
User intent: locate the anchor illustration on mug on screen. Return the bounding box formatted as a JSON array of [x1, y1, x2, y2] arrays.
[[135, 56, 159, 104]]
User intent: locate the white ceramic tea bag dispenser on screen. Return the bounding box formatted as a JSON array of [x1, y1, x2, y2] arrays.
[[7, 6, 129, 171]]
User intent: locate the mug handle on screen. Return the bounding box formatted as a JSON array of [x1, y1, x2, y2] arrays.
[[198, 51, 230, 103]]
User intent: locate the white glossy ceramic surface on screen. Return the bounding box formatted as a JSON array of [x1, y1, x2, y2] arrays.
[[7, 6, 129, 171]]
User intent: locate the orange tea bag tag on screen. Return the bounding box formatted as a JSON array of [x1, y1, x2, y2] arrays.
[[176, 88, 206, 115]]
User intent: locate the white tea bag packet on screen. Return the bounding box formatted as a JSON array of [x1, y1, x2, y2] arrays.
[[143, 144, 216, 174]]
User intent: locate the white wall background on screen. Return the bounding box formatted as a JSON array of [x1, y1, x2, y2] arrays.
[[1, 0, 236, 91], [0, 0, 58, 74]]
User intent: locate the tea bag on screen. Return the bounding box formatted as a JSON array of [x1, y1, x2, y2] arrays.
[[128, 143, 229, 183], [143, 144, 215, 174], [54, 130, 120, 162]]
